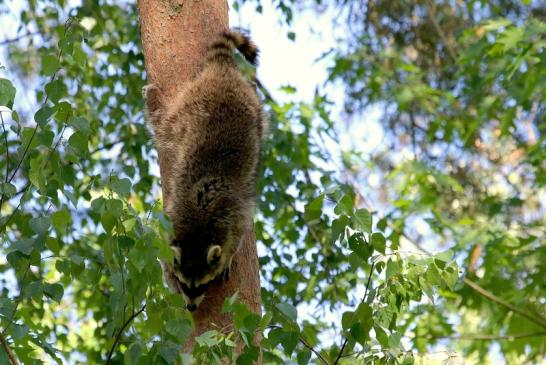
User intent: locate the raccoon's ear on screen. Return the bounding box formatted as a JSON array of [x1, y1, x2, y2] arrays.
[[171, 246, 182, 262], [207, 245, 222, 265]]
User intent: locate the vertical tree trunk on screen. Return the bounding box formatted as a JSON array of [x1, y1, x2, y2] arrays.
[[137, 0, 262, 353]]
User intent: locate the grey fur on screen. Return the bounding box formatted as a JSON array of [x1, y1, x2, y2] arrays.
[[144, 30, 266, 311]]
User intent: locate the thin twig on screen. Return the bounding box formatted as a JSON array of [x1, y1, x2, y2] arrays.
[[463, 278, 546, 330], [0, 196, 23, 233], [298, 336, 330, 365], [105, 305, 146, 364], [333, 261, 375, 365], [0, 112, 9, 182], [416, 331, 546, 341], [0, 332, 20, 365], [0, 31, 40, 46], [89, 139, 124, 156], [6, 126, 37, 184]]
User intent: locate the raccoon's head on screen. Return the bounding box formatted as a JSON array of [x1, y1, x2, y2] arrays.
[[165, 178, 250, 311], [169, 242, 229, 311]]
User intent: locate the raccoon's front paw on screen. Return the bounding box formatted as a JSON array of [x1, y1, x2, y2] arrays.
[[142, 84, 158, 99], [142, 84, 164, 115], [220, 267, 230, 281]]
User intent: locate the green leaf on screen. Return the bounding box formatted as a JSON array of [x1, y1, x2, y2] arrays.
[[68, 131, 88, 154], [10, 323, 28, 340], [105, 199, 124, 218], [386, 260, 401, 280], [30, 216, 51, 235], [195, 330, 220, 347], [28, 155, 44, 189], [34, 106, 54, 126], [388, 331, 402, 348], [41, 54, 60, 76], [69, 116, 90, 134], [0, 182, 16, 198], [124, 343, 143, 365], [303, 194, 323, 223], [287, 31, 296, 41], [11, 238, 35, 255], [54, 101, 72, 123], [442, 266, 459, 290], [331, 214, 349, 241], [334, 194, 354, 215], [6, 251, 29, 274], [434, 249, 453, 262], [166, 319, 192, 343], [354, 209, 372, 233], [370, 232, 386, 254], [101, 211, 117, 233], [342, 311, 355, 330], [0, 78, 16, 108], [275, 302, 297, 323], [22, 280, 43, 300], [111, 178, 132, 197], [159, 341, 179, 363], [280, 331, 299, 356], [297, 350, 312, 365], [44, 283, 64, 303], [237, 346, 260, 365], [51, 208, 72, 233], [45, 79, 67, 103], [374, 326, 389, 347]]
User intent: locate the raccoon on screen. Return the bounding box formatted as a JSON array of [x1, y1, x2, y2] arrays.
[[144, 30, 266, 311]]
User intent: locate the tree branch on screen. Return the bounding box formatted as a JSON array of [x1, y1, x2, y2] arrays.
[[105, 305, 146, 364], [0, 31, 40, 46], [0, 332, 20, 365], [462, 278, 546, 330], [417, 331, 546, 341], [298, 336, 330, 365], [333, 261, 375, 365]]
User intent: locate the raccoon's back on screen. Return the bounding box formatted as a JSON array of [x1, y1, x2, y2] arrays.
[[175, 70, 261, 188]]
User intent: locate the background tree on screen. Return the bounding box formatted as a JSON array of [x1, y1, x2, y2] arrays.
[[0, 0, 544, 364]]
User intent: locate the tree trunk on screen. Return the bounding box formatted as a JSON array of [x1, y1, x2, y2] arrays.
[[137, 0, 262, 353]]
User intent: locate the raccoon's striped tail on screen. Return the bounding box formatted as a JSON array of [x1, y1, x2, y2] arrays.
[[206, 30, 259, 66]]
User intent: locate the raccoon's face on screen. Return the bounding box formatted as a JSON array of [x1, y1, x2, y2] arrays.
[[169, 240, 232, 311]]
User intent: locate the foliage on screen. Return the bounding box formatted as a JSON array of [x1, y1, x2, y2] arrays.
[[0, 0, 544, 364]]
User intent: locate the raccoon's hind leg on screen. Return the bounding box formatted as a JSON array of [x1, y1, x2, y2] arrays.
[[143, 84, 165, 126]]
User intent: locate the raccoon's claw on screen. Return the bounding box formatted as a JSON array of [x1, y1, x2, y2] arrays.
[[220, 267, 230, 281], [220, 259, 233, 281]]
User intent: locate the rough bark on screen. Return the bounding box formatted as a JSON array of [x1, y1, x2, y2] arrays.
[[137, 0, 262, 353]]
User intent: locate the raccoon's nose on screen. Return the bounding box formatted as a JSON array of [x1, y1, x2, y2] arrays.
[[187, 303, 197, 312]]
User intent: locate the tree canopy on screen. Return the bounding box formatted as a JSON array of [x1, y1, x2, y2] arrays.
[[0, 0, 544, 364]]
